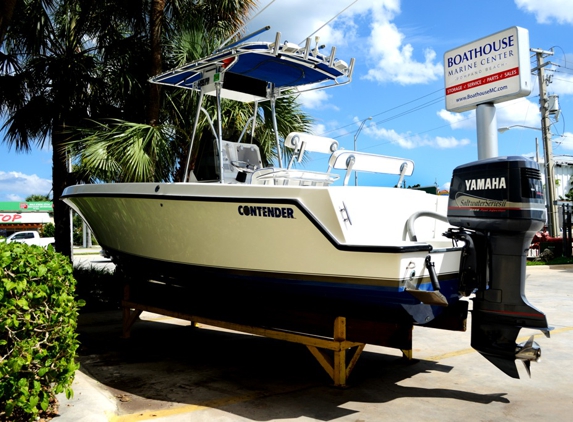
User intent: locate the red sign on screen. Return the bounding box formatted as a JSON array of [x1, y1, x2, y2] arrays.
[[1, 214, 23, 222], [446, 67, 520, 96]]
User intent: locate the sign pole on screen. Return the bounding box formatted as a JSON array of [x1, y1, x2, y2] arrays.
[[476, 103, 499, 160]]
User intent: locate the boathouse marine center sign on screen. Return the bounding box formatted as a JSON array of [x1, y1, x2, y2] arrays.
[[444, 26, 531, 113]]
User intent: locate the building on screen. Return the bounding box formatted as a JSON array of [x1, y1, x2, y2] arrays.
[[553, 155, 573, 200], [0, 201, 53, 237]]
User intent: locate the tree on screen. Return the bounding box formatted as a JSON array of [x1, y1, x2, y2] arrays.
[[1, 0, 157, 256], [0, 0, 114, 257], [1, 0, 313, 256], [565, 176, 573, 201], [71, 0, 312, 183], [0, 0, 18, 46], [25, 194, 50, 202]]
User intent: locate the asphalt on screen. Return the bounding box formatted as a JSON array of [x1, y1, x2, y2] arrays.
[[54, 255, 573, 422]]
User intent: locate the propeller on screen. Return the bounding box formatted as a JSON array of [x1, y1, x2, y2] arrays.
[[515, 335, 542, 378]]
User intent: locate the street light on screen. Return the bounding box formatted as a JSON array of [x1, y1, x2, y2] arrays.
[[498, 124, 541, 133], [498, 125, 541, 162], [353, 116, 372, 186], [498, 124, 559, 236]]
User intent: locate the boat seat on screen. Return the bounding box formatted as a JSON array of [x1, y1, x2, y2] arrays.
[[221, 140, 263, 183], [327, 150, 415, 186], [285, 132, 339, 168], [251, 168, 339, 186]]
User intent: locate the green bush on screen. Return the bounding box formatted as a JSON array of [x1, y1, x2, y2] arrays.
[[0, 242, 84, 421], [74, 264, 121, 312], [39, 223, 55, 238]]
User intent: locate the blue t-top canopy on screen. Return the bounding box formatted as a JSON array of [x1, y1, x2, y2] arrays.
[[150, 39, 353, 102]]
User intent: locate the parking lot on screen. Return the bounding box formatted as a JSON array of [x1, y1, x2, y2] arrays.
[[62, 259, 573, 422]]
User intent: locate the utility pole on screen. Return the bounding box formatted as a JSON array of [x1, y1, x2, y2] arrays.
[[532, 48, 559, 237]]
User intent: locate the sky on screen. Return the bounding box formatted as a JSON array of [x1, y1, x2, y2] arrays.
[[2, 0, 573, 200]]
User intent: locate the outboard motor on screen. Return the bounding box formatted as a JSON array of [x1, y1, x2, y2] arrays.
[[445, 156, 551, 378]]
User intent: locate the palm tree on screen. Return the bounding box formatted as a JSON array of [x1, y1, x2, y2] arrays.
[[1, 0, 312, 258], [0, 0, 110, 257], [1, 0, 162, 256], [25, 194, 50, 202], [0, 0, 18, 46], [71, 0, 312, 183]]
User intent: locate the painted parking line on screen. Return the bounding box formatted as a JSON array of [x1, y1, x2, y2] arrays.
[[423, 326, 573, 362], [109, 327, 573, 422], [109, 382, 317, 422], [109, 392, 261, 422]]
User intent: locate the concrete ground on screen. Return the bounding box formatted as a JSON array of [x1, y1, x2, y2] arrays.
[[58, 261, 573, 422]]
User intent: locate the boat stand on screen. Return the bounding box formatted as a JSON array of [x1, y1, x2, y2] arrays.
[[121, 282, 415, 387], [123, 301, 369, 387]]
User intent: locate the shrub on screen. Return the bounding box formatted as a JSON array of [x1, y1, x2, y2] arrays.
[[39, 223, 55, 238], [0, 242, 84, 421], [74, 264, 121, 312]]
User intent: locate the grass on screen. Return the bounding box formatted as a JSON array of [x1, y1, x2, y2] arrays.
[[527, 255, 573, 266]]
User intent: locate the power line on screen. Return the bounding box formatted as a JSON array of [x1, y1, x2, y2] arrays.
[[319, 88, 445, 138]]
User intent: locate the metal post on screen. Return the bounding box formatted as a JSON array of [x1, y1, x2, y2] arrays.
[[562, 204, 567, 257], [476, 103, 498, 160], [567, 204, 573, 258], [353, 117, 371, 186], [82, 220, 87, 247], [270, 90, 283, 168], [533, 48, 559, 237], [68, 152, 74, 260], [183, 90, 204, 183], [564, 203, 572, 258], [215, 73, 225, 183], [250, 101, 258, 143]]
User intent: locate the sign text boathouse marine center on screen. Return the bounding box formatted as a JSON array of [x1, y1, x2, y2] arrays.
[[444, 26, 531, 113]]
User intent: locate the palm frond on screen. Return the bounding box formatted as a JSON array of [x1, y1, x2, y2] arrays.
[[71, 119, 177, 183]]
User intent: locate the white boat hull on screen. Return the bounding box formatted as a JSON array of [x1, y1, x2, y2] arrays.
[[64, 182, 462, 323]]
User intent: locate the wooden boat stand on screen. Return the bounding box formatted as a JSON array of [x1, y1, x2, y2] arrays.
[[121, 282, 416, 387]]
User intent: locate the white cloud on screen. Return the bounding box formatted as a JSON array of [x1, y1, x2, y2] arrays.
[[495, 98, 541, 127], [247, 0, 443, 95], [435, 136, 471, 148], [246, 0, 363, 49], [0, 171, 52, 202], [6, 194, 24, 201], [438, 97, 541, 130], [311, 123, 328, 136], [437, 109, 475, 130], [554, 132, 573, 150], [549, 71, 573, 96], [365, 123, 470, 149], [515, 0, 573, 24], [245, 0, 365, 110], [364, 2, 443, 85], [297, 89, 336, 110]]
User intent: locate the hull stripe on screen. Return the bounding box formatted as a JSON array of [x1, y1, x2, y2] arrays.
[[63, 190, 440, 254]]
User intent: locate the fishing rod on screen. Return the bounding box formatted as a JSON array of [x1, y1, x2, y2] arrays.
[[298, 0, 358, 45], [215, 0, 278, 52]]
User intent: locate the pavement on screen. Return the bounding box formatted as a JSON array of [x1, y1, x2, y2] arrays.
[[72, 245, 106, 256], [53, 262, 573, 422]]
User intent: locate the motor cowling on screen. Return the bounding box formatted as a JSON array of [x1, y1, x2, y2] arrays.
[[448, 155, 546, 232], [445, 156, 551, 378]]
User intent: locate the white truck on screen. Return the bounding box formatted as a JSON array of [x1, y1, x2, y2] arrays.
[[3, 231, 55, 247]]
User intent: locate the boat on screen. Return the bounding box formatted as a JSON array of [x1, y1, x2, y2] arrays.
[[63, 28, 550, 379]]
